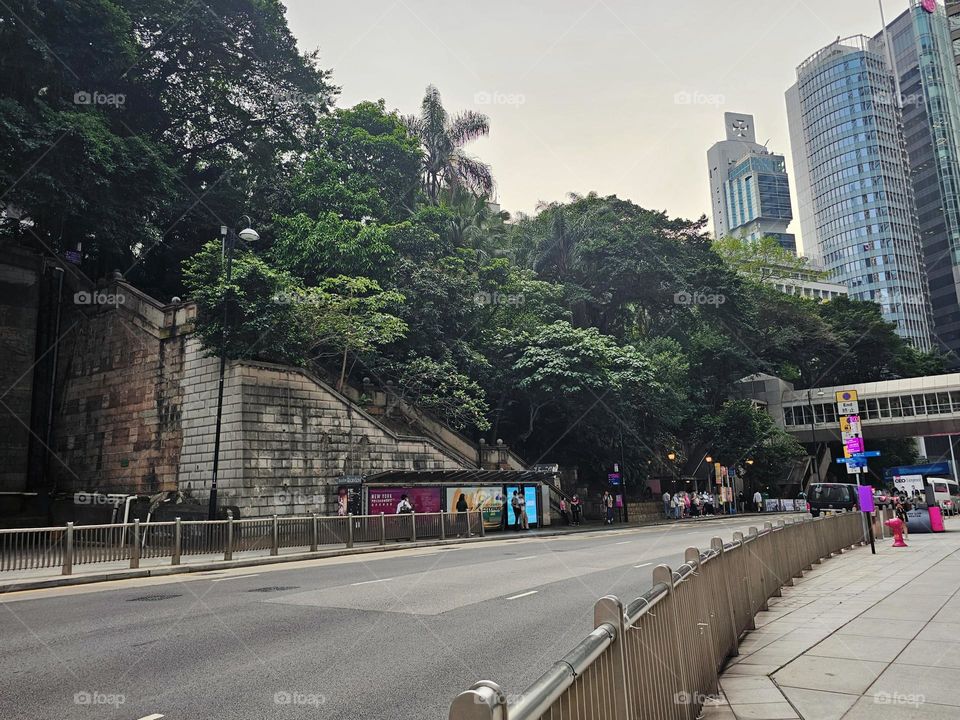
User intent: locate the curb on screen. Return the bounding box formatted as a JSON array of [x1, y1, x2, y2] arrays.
[[0, 511, 801, 595]]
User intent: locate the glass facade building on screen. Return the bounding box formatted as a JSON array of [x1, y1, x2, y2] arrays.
[[880, 3, 960, 365], [787, 35, 933, 349], [707, 113, 797, 253]]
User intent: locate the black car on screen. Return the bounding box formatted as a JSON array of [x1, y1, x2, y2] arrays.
[[806, 483, 858, 517]]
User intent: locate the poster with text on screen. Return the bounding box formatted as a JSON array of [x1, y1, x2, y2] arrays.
[[446, 486, 504, 529], [367, 487, 443, 515]]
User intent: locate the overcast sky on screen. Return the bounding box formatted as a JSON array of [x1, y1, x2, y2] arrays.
[[286, 0, 908, 253]]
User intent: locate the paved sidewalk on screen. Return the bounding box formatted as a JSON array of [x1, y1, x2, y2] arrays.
[[705, 527, 960, 719]]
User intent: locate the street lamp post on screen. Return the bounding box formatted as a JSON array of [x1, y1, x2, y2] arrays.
[[208, 220, 260, 521], [807, 388, 826, 486]]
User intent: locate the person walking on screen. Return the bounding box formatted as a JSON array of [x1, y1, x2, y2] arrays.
[[737, 490, 745, 514], [662, 491, 671, 518], [894, 496, 910, 540], [571, 494, 582, 526], [510, 490, 523, 530], [396, 494, 413, 514], [519, 495, 530, 530], [559, 496, 569, 525], [753, 489, 763, 513]]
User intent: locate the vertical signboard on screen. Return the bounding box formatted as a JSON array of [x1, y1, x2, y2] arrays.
[[836, 390, 864, 476]]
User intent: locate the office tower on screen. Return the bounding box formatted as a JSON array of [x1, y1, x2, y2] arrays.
[[707, 113, 797, 253], [877, 2, 960, 363], [786, 35, 933, 349]]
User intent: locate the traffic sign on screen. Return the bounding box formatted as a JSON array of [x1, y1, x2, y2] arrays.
[[836, 457, 867, 466], [835, 390, 858, 403]]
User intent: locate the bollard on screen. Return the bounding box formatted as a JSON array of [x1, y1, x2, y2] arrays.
[[440, 510, 446, 541], [271, 515, 279, 556], [62, 522, 74, 576], [172, 517, 182, 565], [380, 512, 386, 545], [225, 511, 234, 561], [130, 519, 141, 569], [347, 513, 354, 548]]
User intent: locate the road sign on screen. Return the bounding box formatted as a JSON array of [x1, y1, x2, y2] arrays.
[[858, 450, 881, 458], [836, 457, 867, 466], [835, 390, 858, 403], [607, 472, 621, 485], [845, 437, 865, 454]]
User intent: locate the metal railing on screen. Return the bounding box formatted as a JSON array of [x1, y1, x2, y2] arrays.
[[449, 512, 864, 720], [0, 510, 483, 576]]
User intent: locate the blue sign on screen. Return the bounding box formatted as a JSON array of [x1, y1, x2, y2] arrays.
[[858, 451, 881, 458], [883, 462, 951, 479], [836, 457, 867, 467], [608, 472, 621, 486], [505, 486, 538, 527]]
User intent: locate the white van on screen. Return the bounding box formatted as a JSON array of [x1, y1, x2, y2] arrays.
[[927, 477, 960, 516]]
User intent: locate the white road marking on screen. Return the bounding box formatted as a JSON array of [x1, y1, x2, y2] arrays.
[[615, 541, 631, 545], [514, 555, 537, 561], [506, 590, 538, 600], [634, 563, 652, 568], [351, 577, 394, 586], [210, 574, 262, 583], [137, 714, 165, 720]]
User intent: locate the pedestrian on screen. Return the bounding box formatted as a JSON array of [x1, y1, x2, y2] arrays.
[[894, 496, 910, 540], [603, 491, 614, 524], [691, 493, 701, 518], [559, 496, 569, 525], [510, 490, 523, 531], [753, 489, 763, 513], [737, 490, 745, 514], [670, 493, 680, 520], [455, 491, 469, 537], [396, 494, 413, 514], [519, 495, 530, 530], [662, 490, 671, 518], [680, 492, 689, 518], [571, 494, 582, 526]]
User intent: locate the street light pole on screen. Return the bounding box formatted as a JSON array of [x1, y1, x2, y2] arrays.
[[807, 388, 825, 486], [208, 221, 259, 520]]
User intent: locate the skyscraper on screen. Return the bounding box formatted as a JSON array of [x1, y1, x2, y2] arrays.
[[786, 35, 934, 350], [877, 2, 960, 364], [707, 113, 797, 253]]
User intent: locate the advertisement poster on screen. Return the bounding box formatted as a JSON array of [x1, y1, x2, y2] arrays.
[[446, 487, 504, 529], [367, 487, 443, 515], [505, 486, 539, 527]]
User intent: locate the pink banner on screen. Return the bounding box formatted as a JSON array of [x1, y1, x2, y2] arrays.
[[367, 487, 443, 515]]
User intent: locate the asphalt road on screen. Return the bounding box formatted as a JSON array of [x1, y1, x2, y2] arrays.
[[0, 516, 794, 720]]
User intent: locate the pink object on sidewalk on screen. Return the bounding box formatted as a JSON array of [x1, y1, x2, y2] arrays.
[[884, 517, 908, 547], [929, 506, 945, 533]]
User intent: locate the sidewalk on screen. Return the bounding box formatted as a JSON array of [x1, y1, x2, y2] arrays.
[[705, 527, 960, 719]]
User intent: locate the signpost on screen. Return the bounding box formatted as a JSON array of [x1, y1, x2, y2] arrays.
[[835, 388, 878, 548]]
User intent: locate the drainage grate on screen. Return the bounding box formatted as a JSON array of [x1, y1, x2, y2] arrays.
[[127, 593, 183, 602], [247, 586, 299, 593]]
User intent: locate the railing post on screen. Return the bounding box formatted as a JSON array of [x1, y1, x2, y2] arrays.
[[380, 512, 386, 545], [225, 511, 234, 561], [712, 537, 739, 657], [478, 511, 485, 537], [310, 513, 318, 552], [594, 595, 632, 720], [653, 564, 690, 718], [466, 511, 473, 538], [130, 520, 141, 569], [448, 681, 507, 720], [733, 531, 755, 631], [172, 517, 181, 566], [271, 514, 279, 556], [440, 510, 447, 541], [62, 522, 74, 576], [347, 513, 354, 548], [411, 512, 417, 543]]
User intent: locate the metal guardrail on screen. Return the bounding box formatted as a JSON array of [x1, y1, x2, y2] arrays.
[[0, 510, 483, 576], [449, 512, 864, 720]]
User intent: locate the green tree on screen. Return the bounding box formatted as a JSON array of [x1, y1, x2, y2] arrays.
[[713, 235, 822, 282], [404, 85, 492, 204]]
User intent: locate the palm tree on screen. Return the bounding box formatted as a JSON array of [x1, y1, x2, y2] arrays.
[[405, 85, 493, 204]]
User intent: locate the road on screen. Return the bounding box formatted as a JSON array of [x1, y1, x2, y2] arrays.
[[0, 516, 792, 720]]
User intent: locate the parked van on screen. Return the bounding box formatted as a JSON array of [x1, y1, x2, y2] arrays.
[[806, 483, 858, 518], [927, 477, 960, 516]]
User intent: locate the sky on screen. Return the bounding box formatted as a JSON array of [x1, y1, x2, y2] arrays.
[[285, 0, 910, 253]]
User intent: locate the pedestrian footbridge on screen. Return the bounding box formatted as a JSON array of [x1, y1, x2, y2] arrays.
[[738, 372, 960, 443]]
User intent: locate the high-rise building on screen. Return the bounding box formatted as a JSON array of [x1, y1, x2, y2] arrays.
[[947, 1, 960, 77], [877, 2, 960, 364], [786, 35, 934, 350], [707, 113, 797, 253]]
